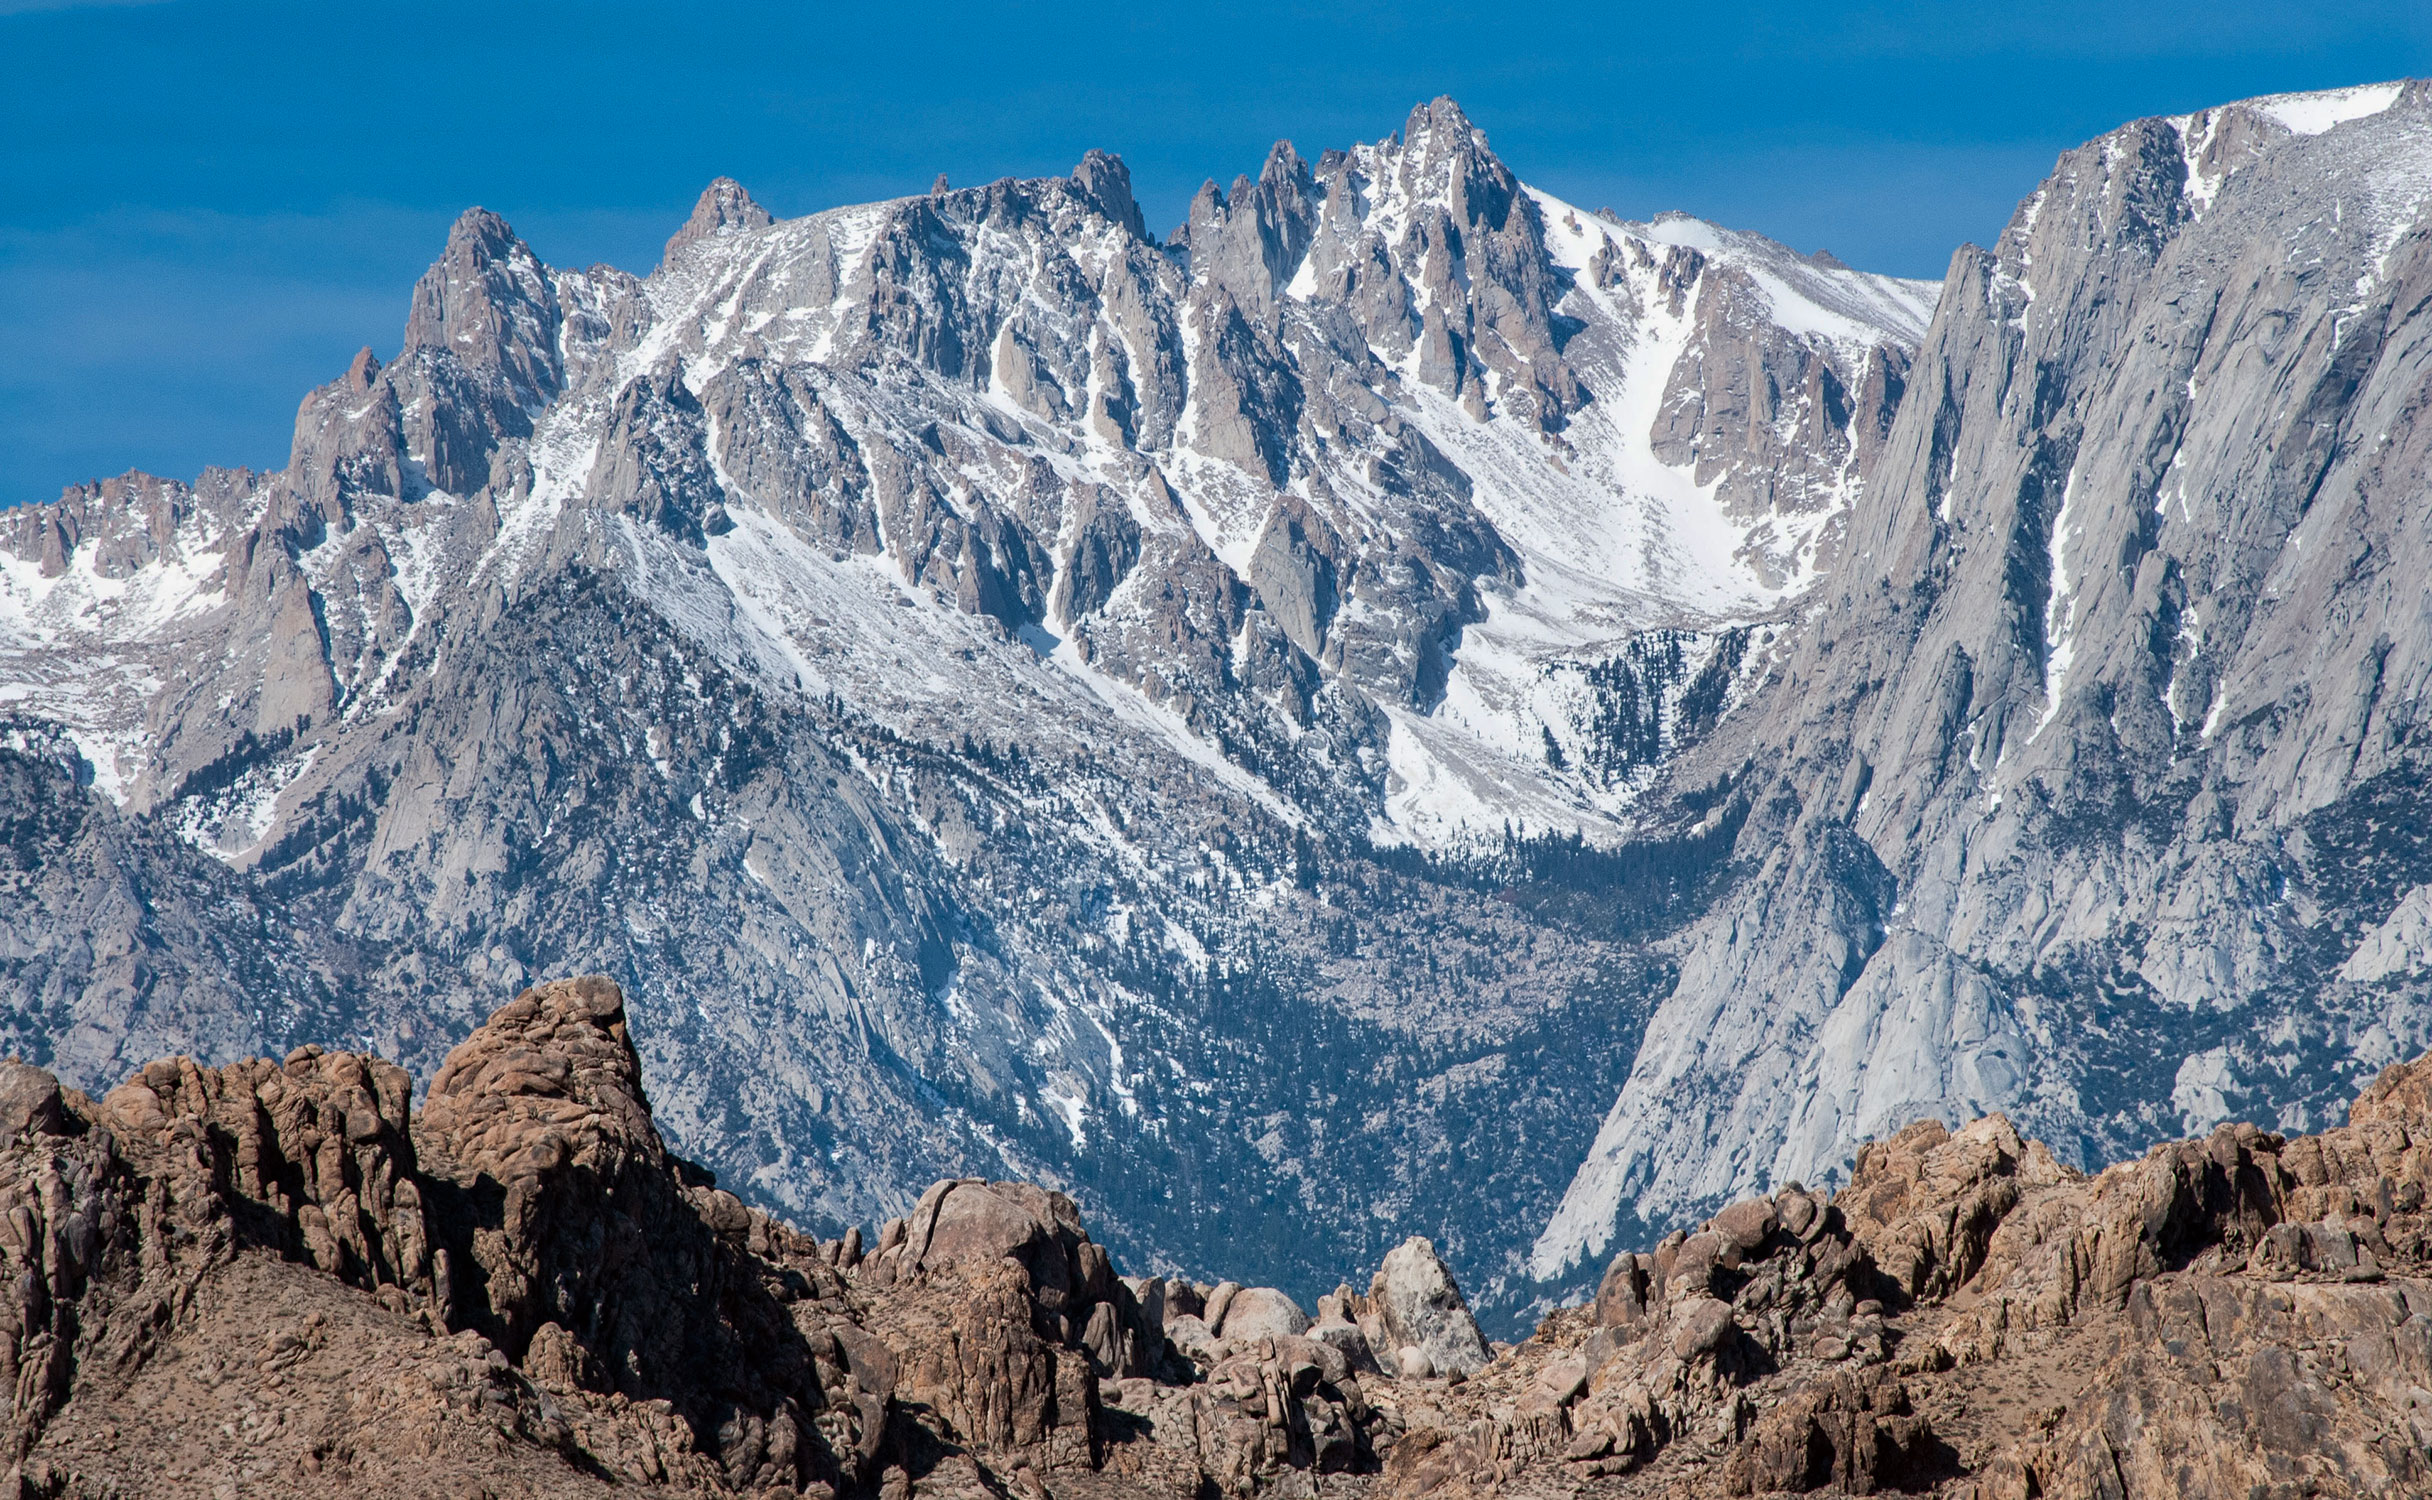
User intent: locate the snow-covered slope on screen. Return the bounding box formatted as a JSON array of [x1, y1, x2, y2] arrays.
[[5, 101, 1936, 862]]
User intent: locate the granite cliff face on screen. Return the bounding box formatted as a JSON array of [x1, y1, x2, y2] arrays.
[[12, 976, 2432, 1498], [0, 99, 1928, 1324], [1535, 79, 2432, 1282]]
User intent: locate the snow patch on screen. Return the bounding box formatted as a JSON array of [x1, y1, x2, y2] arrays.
[[2035, 469, 2083, 740], [2256, 81, 2407, 137], [1040, 1082, 1089, 1148]]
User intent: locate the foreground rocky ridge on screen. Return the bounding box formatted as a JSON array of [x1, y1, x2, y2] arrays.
[[8, 974, 2432, 1498]]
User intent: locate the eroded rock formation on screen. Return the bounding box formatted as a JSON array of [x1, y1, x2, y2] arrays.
[[2, 973, 2431, 1496]]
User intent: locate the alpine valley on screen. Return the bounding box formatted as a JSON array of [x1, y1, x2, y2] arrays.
[[6, 80, 2432, 1341]]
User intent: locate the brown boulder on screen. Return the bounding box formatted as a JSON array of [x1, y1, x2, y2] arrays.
[[1723, 1370, 1944, 1494], [0, 1062, 66, 1139], [1668, 1296, 1739, 1361], [1708, 1197, 1778, 1259], [899, 1177, 1104, 1315], [1594, 1251, 1655, 1329]]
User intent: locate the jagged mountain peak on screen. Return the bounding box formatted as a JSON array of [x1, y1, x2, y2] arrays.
[[408, 203, 546, 318], [433, 201, 522, 255], [1398, 93, 1485, 153], [340, 344, 381, 392], [1172, 97, 1513, 264], [662, 174, 775, 264], [1068, 147, 1146, 240], [1177, 140, 1314, 248], [401, 203, 562, 408], [1260, 136, 1311, 183], [1381, 95, 1522, 224], [7, 93, 1943, 850]]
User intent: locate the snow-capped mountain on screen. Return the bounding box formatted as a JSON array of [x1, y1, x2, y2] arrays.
[[5, 101, 1931, 853], [13, 81, 2428, 1329], [0, 98, 1928, 1322], [0, 98, 1934, 1322]]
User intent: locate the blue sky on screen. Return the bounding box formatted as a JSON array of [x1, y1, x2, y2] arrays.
[[4, 0, 2427, 507]]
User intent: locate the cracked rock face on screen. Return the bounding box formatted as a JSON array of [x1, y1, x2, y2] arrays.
[[1534, 79, 2432, 1284]]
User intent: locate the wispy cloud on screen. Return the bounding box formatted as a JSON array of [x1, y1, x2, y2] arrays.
[[0, 0, 174, 15]]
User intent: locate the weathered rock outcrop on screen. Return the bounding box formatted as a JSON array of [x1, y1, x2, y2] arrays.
[[13, 974, 2432, 1496], [1419, 1051, 2432, 1498], [1369, 1236, 1491, 1379], [13, 979, 876, 1496], [0, 977, 1390, 1497]]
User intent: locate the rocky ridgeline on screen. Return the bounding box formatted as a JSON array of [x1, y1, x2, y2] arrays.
[[0, 90, 1938, 1322], [0, 976, 2428, 1497], [0, 975, 1503, 1498]]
